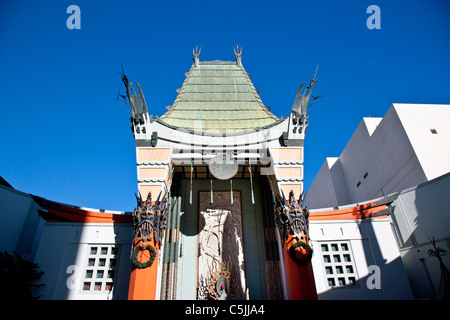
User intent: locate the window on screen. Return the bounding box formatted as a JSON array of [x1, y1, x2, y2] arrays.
[[319, 241, 358, 288], [82, 245, 119, 293], [327, 278, 335, 287], [83, 282, 91, 290]]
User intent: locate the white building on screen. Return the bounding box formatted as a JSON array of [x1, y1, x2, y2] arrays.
[[304, 103, 450, 210], [303, 103, 450, 299], [0, 181, 133, 300], [308, 172, 450, 299]]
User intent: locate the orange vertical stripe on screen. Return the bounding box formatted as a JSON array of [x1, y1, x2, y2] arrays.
[[128, 238, 159, 300], [283, 235, 318, 300]]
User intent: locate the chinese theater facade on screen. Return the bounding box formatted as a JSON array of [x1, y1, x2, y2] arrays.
[[123, 47, 318, 300], [28, 48, 407, 301]]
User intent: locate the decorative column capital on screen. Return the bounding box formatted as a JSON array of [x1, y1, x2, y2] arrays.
[[131, 191, 168, 268], [274, 190, 310, 241]]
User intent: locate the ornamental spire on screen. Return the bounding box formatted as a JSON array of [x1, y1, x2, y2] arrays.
[[193, 46, 201, 67], [234, 45, 242, 67]]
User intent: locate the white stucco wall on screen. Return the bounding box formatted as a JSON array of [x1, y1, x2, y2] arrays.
[[304, 159, 340, 209], [310, 218, 414, 300], [0, 184, 45, 261], [390, 172, 450, 299], [305, 104, 449, 209], [34, 222, 133, 300], [394, 104, 450, 181]]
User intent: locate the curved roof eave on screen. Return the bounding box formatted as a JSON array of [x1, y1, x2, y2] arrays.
[[154, 116, 287, 137]]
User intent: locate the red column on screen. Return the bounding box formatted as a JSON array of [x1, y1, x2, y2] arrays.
[[128, 237, 160, 300], [283, 235, 318, 300]]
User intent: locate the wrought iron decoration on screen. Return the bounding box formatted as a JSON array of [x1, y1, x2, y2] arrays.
[[198, 258, 235, 300], [118, 64, 148, 130], [131, 191, 167, 249], [290, 66, 320, 135], [274, 190, 310, 244]]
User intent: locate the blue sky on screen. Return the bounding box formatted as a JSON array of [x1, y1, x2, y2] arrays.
[[1, 0, 449, 212]]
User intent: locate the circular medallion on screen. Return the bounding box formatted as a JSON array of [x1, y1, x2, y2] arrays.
[[216, 277, 228, 297], [208, 153, 238, 180]]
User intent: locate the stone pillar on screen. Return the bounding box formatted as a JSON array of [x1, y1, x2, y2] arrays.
[[128, 147, 173, 300], [268, 147, 317, 300]]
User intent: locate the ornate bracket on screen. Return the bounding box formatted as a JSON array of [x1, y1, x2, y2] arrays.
[[274, 190, 310, 244], [274, 190, 313, 265], [131, 191, 167, 249]]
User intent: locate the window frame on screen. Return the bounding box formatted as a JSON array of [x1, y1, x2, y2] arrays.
[[81, 244, 119, 294], [318, 240, 359, 289]]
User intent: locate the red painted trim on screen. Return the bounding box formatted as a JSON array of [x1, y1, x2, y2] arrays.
[[32, 195, 132, 223], [45, 207, 132, 223], [309, 202, 388, 221]]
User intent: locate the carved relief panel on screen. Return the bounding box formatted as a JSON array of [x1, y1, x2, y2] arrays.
[[197, 191, 246, 299]]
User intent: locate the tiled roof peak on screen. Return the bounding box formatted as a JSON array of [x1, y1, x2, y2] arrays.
[[160, 59, 278, 133]]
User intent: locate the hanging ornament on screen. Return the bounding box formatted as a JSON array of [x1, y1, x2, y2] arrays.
[[210, 179, 214, 204], [249, 161, 255, 204], [189, 159, 193, 205], [230, 179, 233, 204]]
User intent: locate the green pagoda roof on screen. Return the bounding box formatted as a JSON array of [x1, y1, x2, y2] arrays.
[[160, 59, 279, 133]]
